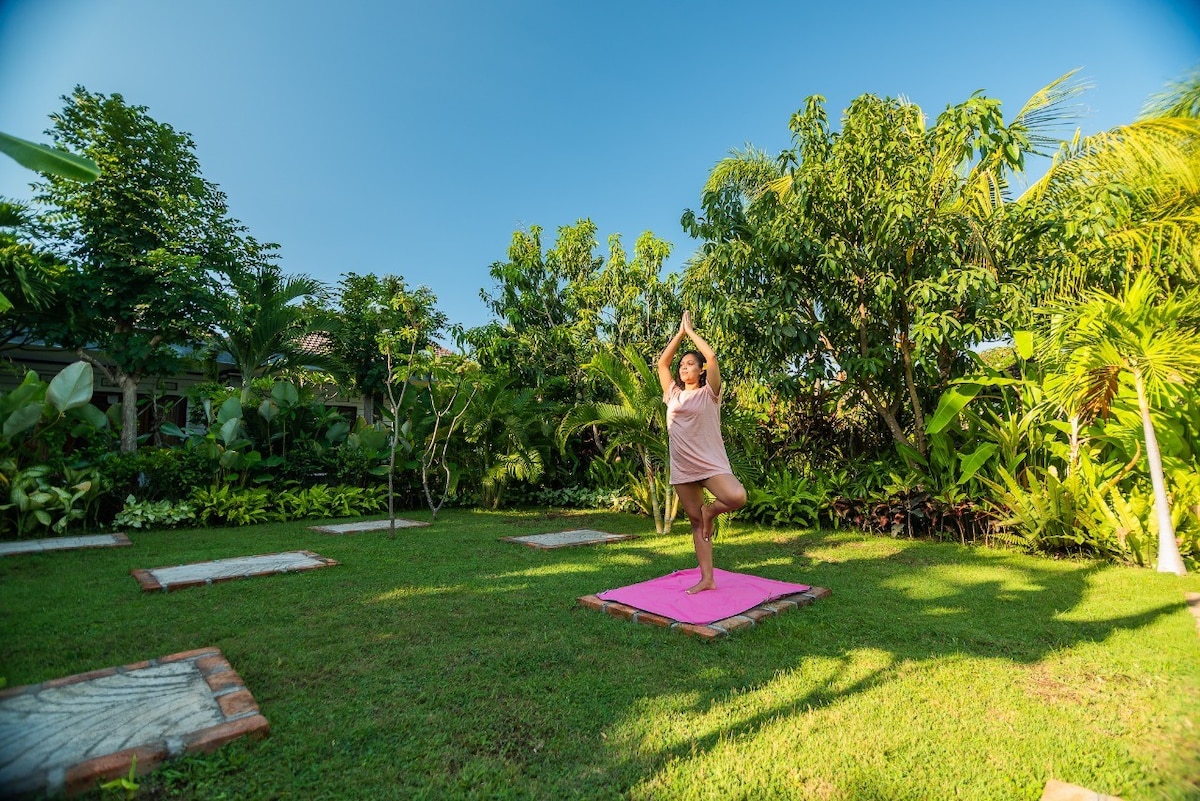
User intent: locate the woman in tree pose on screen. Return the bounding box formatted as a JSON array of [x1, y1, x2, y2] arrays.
[[657, 310, 747, 594]]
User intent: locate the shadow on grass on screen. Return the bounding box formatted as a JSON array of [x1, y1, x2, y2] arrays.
[[1, 509, 1191, 799], [562, 525, 1184, 793]]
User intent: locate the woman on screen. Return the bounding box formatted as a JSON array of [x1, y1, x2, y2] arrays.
[[657, 311, 747, 594]]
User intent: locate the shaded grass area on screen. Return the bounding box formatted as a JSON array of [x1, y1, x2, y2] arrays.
[[2, 509, 1199, 800]]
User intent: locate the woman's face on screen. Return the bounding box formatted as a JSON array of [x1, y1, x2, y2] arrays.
[[678, 353, 703, 384]]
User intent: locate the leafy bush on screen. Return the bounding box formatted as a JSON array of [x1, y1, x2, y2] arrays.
[[743, 468, 826, 527], [518, 484, 638, 513], [102, 448, 210, 501], [113, 495, 196, 530], [191, 483, 388, 526], [191, 485, 272, 527], [0, 362, 111, 538]]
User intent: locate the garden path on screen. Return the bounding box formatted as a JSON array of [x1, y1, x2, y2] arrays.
[[0, 533, 130, 556], [0, 647, 268, 798], [131, 550, 339, 592], [307, 518, 428, 534], [501, 528, 636, 549]]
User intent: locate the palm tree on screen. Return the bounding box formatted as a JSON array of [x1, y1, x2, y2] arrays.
[[0, 201, 57, 315], [559, 345, 676, 533], [1039, 271, 1200, 574], [463, 376, 549, 510], [1020, 70, 1200, 296], [210, 265, 339, 403]]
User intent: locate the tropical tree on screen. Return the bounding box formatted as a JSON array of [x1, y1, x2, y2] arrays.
[[327, 272, 445, 424], [208, 254, 336, 404], [461, 376, 552, 509], [1019, 69, 1200, 298], [468, 220, 605, 404], [31, 87, 242, 451], [1038, 271, 1200, 574], [0, 200, 64, 345], [376, 284, 449, 533], [681, 75, 1085, 457], [559, 345, 676, 533], [596, 231, 682, 356]]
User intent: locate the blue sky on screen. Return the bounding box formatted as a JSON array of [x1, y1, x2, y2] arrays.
[[2, 1, 1198, 333]]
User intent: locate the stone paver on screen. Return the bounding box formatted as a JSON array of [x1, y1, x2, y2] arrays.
[[131, 550, 338, 592], [0, 647, 268, 798], [0, 533, 131, 557], [308, 518, 428, 534], [578, 586, 831, 640], [1186, 592, 1200, 637], [502, 529, 635, 549]]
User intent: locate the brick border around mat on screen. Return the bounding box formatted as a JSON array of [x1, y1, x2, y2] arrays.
[[578, 586, 832, 640], [0, 647, 269, 798], [131, 550, 339, 592], [500, 530, 637, 549]]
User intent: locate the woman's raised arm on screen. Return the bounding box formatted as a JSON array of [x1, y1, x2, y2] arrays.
[[657, 314, 687, 395], [682, 312, 721, 398]]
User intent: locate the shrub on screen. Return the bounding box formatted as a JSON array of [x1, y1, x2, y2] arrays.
[[113, 496, 196, 530], [190, 483, 389, 526], [743, 468, 826, 527]]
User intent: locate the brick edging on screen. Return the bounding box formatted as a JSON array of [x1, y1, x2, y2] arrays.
[[578, 586, 832, 640], [130, 551, 339, 593], [4, 647, 269, 798]]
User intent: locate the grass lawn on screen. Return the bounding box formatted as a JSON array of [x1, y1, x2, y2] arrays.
[[2, 509, 1198, 800]]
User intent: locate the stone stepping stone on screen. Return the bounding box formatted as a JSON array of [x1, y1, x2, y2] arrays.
[[578, 586, 832, 640], [131, 550, 338, 592], [0, 647, 268, 798], [0, 533, 131, 557], [307, 518, 429, 534], [501, 529, 635, 549]]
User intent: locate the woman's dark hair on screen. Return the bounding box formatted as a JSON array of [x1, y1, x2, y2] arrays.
[[673, 350, 707, 389]]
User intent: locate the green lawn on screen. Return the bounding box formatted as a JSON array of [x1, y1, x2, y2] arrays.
[[2, 510, 1198, 800]]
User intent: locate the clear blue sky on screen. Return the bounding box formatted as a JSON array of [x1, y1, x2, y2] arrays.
[[2, 1, 1197, 333]]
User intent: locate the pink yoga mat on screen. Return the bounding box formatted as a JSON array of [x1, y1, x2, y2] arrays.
[[596, 568, 811, 625]]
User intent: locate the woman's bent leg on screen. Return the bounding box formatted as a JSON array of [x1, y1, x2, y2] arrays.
[[699, 473, 747, 542]]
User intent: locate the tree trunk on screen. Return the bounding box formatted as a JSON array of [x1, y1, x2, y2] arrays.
[[1067, 415, 1080, 477], [119, 374, 139, 453], [1136, 371, 1185, 575], [363, 394, 375, 425], [641, 447, 663, 534], [898, 333, 928, 456], [863, 384, 910, 451]]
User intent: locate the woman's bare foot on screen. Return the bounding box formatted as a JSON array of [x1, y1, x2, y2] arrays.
[[686, 579, 717, 595]]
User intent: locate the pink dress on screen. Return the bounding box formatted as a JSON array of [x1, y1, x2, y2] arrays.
[[664, 383, 733, 485]]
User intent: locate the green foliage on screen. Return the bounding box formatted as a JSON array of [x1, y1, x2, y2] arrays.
[[743, 467, 826, 527], [190, 484, 272, 527], [113, 495, 196, 530], [189, 483, 386, 527], [99, 447, 209, 503], [0, 130, 98, 182], [0, 362, 110, 537], [30, 87, 248, 451], [98, 753, 138, 800], [206, 259, 337, 403], [1, 463, 101, 537], [681, 78, 1079, 454], [325, 272, 447, 422], [504, 484, 637, 513]]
